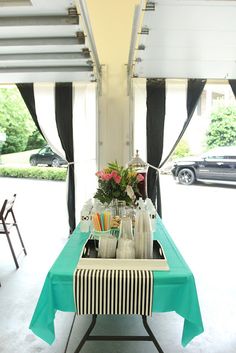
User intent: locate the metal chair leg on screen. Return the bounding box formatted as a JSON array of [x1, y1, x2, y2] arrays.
[[5, 229, 19, 269], [14, 222, 27, 255], [11, 210, 27, 255]]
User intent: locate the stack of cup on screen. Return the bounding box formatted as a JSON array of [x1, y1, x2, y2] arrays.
[[134, 210, 153, 259], [116, 238, 135, 259], [98, 235, 117, 258]]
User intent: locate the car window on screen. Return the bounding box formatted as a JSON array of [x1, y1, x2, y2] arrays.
[[45, 147, 54, 154], [39, 146, 54, 155], [225, 155, 236, 159], [205, 154, 224, 160], [39, 147, 47, 154]]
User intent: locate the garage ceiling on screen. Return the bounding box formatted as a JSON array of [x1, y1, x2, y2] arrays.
[[133, 0, 236, 79], [1, 0, 236, 83], [0, 0, 97, 83]]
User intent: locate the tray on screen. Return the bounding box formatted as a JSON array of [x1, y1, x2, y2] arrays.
[[77, 239, 169, 271]]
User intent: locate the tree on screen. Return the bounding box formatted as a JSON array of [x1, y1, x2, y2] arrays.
[[172, 138, 190, 159], [0, 87, 36, 154], [206, 105, 236, 149], [26, 129, 45, 150]]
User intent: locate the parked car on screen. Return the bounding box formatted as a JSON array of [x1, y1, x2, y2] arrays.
[[171, 146, 236, 185], [29, 146, 67, 167]]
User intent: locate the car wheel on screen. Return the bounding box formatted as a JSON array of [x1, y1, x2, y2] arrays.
[[178, 168, 195, 185], [51, 158, 60, 168], [30, 158, 37, 166]]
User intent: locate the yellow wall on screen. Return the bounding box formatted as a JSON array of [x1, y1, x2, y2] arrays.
[[85, 0, 140, 167]]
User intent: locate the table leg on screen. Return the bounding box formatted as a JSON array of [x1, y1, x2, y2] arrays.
[[64, 313, 77, 353], [74, 314, 97, 353], [142, 315, 165, 353], [69, 315, 164, 353]]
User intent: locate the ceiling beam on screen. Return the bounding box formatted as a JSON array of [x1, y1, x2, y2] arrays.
[[0, 37, 83, 46], [0, 0, 31, 5], [78, 0, 101, 77], [0, 66, 93, 73], [0, 53, 90, 60], [0, 15, 79, 26]]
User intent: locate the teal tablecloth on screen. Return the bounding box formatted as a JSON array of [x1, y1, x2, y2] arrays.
[[29, 218, 204, 347]]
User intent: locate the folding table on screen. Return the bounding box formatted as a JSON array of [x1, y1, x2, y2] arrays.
[[29, 217, 204, 351]]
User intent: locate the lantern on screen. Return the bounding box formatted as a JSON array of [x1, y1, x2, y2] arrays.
[[128, 150, 148, 199]]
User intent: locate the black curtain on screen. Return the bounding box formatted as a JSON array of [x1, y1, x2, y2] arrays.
[[228, 80, 236, 98], [55, 83, 75, 232], [146, 79, 166, 215], [146, 78, 206, 217], [159, 79, 207, 168], [16, 83, 45, 139]]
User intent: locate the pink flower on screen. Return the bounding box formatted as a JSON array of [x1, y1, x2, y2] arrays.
[[111, 171, 121, 184], [96, 170, 112, 180], [137, 174, 144, 182], [103, 173, 113, 181], [96, 171, 103, 178]]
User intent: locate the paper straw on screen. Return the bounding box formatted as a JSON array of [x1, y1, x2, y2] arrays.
[[96, 213, 102, 230], [104, 212, 108, 230], [92, 214, 101, 231], [100, 213, 105, 231]]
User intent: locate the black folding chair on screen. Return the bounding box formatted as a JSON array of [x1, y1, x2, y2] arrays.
[[0, 194, 27, 269]]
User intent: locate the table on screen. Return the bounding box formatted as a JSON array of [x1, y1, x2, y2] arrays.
[[29, 217, 204, 348]]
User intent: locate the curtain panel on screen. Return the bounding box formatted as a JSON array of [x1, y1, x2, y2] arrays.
[[17, 83, 45, 139], [146, 79, 166, 214], [55, 83, 75, 231], [17, 82, 97, 233], [146, 79, 206, 217], [160, 79, 206, 168], [228, 80, 236, 98]]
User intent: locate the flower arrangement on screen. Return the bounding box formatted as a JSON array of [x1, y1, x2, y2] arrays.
[[94, 161, 144, 205]]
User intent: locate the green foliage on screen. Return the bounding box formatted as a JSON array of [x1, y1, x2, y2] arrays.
[[206, 105, 236, 148], [0, 87, 36, 154], [172, 139, 191, 159], [26, 129, 46, 150], [0, 166, 67, 181], [94, 161, 142, 205]]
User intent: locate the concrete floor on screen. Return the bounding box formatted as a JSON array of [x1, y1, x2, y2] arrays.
[[0, 175, 236, 353]]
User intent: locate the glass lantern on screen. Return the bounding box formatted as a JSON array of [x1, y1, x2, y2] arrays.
[[128, 150, 148, 199]]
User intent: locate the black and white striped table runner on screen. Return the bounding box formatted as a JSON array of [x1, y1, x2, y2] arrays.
[[73, 269, 153, 316]]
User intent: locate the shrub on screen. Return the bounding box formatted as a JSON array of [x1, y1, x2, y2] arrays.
[[0, 166, 67, 181], [172, 139, 191, 159], [206, 105, 236, 148]]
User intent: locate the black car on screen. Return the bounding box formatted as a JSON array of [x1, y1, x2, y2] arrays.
[[171, 146, 236, 185], [29, 146, 67, 167]]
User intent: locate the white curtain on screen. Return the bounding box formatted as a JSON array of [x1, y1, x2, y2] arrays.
[[133, 79, 188, 166], [33, 82, 97, 225], [34, 82, 66, 160], [73, 82, 97, 223], [133, 79, 147, 161]]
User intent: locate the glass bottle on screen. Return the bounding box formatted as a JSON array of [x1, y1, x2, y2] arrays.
[[119, 216, 133, 240]]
